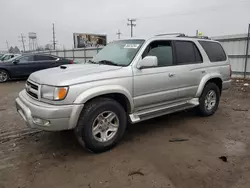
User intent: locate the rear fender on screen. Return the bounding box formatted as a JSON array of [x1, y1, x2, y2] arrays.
[[195, 73, 222, 97]]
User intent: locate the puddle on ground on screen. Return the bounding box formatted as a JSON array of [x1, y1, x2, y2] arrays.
[[223, 139, 247, 156]]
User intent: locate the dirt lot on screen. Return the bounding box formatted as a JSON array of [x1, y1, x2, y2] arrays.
[[0, 80, 250, 188]]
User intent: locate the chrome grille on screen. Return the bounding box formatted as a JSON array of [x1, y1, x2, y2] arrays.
[[27, 81, 38, 90], [26, 80, 40, 99]]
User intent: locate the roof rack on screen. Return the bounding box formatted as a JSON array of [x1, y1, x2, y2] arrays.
[[177, 35, 211, 40], [155, 33, 211, 40], [155, 33, 186, 37]]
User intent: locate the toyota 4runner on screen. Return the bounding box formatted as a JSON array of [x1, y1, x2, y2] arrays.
[[16, 34, 231, 153]]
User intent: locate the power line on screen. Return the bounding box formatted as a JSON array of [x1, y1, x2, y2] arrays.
[[18, 34, 26, 52], [90, 0, 249, 26], [116, 29, 122, 39], [136, 0, 250, 21], [127, 19, 136, 38]]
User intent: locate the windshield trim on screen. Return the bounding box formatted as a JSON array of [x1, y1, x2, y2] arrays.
[[93, 39, 145, 67], [125, 39, 145, 66]]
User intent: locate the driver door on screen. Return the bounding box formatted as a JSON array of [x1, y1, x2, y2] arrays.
[[11, 55, 35, 77], [133, 40, 180, 111]]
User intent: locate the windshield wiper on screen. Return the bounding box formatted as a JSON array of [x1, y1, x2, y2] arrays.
[[88, 60, 98, 64], [98, 60, 120, 66]]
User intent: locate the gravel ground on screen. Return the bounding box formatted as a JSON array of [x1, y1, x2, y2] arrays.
[[0, 80, 250, 188]]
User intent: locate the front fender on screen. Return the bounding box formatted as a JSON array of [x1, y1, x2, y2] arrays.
[[74, 85, 134, 112], [195, 73, 222, 97]]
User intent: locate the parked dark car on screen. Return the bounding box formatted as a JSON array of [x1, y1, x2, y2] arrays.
[[0, 54, 74, 82]]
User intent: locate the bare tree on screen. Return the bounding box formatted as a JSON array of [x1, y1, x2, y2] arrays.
[[13, 46, 20, 53], [9, 46, 14, 53]]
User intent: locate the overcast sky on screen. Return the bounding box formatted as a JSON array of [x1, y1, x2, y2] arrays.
[[0, 0, 250, 51]]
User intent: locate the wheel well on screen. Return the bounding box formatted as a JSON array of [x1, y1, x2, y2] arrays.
[[87, 93, 131, 113], [207, 78, 222, 93]]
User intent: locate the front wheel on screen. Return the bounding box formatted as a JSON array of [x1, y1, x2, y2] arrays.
[[75, 98, 127, 153], [198, 82, 220, 116], [0, 69, 9, 83]]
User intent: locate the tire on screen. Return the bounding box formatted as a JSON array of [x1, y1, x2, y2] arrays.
[[198, 82, 220, 116], [74, 97, 127, 153], [0, 69, 9, 83]]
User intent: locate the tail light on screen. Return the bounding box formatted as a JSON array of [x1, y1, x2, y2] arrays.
[[70, 60, 74, 64], [229, 64, 232, 78]]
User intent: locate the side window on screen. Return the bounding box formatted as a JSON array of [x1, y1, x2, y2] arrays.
[[35, 55, 57, 61], [199, 41, 227, 62], [175, 41, 202, 64], [194, 45, 203, 63], [18, 56, 34, 63], [143, 40, 173, 67]]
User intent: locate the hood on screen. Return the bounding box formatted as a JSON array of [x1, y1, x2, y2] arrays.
[[29, 63, 124, 86]]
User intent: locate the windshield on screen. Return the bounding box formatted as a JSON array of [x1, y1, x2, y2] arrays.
[[92, 40, 145, 66], [1, 55, 10, 61], [8, 55, 21, 61], [1, 54, 17, 61]]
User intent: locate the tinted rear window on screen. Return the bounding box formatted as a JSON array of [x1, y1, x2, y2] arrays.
[[199, 41, 227, 62], [175, 41, 196, 64], [175, 41, 203, 64], [36, 55, 56, 61]]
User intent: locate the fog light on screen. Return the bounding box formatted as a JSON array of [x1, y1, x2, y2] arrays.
[[33, 117, 50, 126]]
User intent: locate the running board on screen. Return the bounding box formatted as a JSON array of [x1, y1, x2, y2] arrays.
[[129, 98, 199, 123]]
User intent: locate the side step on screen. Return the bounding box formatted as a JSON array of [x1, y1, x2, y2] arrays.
[[129, 98, 199, 123]]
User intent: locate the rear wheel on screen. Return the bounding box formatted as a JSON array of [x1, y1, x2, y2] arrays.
[[198, 82, 220, 116], [0, 69, 9, 83], [75, 98, 127, 153]]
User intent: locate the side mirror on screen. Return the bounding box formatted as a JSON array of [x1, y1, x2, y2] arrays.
[[13, 59, 19, 64], [137, 56, 158, 69]]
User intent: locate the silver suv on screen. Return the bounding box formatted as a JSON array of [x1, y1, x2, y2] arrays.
[[16, 34, 231, 152]]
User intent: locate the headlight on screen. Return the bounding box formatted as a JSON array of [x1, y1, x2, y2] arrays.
[[41, 85, 68, 100]]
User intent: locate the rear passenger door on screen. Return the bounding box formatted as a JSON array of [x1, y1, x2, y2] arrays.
[[173, 40, 204, 99], [34, 55, 59, 71]]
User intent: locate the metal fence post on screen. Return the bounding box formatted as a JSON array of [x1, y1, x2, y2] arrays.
[[84, 48, 86, 63], [244, 24, 250, 78]]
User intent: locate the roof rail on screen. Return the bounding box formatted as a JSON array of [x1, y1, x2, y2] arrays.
[[155, 33, 186, 37], [177, 35, 211, 40]]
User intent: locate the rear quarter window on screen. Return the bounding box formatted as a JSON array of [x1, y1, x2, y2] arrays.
[[199, 41, 227, 62]]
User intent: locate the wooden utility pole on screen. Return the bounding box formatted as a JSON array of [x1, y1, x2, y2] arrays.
[[127, 19, 136, 38], [52, 23, 56, 50], [116, 30, 122, 39], [6, 41, 9, 52]]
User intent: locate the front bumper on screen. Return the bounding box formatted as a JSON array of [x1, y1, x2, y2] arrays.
[[15, 90, 84, 131]]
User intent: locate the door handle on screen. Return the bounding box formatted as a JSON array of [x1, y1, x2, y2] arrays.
[[169, 73, 175, 77], [201, 70, 206, 74]]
